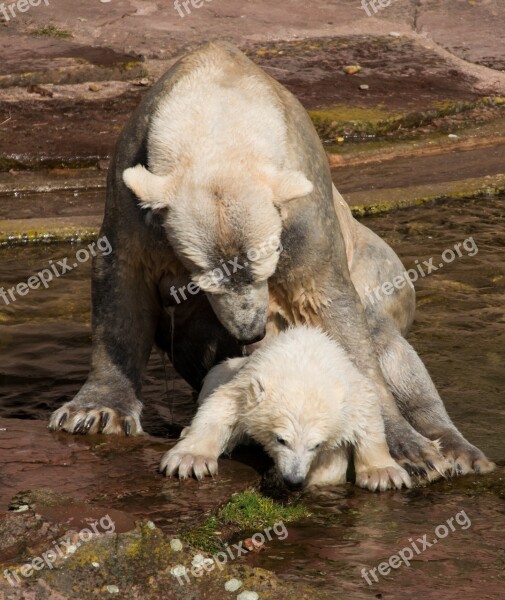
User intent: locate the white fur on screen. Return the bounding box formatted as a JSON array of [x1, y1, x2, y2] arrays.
[[148, 57, 287, 177], [121, 47, 313, 343], [144, 53, 309, 200], [161, 326, 412, 491]]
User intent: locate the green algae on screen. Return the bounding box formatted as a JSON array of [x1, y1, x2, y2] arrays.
[[179, 489, 310, 553], [218, 489, 310, 529], [32, 25, 73, 39], [180, 516, 221, 553], [350, 183, 505, 218], [0, 156, 103, 172], [311, 96, 505, 141], [0, 227, 99, 246]]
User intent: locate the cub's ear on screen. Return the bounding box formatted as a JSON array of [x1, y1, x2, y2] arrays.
[[261, 165, 314, 204], [248, 375, 267, 405], [122, 164, 176, 210]]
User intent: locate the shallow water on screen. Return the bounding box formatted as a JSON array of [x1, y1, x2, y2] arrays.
[[0, 243, 194, 434], [1, 195, 504, 598]]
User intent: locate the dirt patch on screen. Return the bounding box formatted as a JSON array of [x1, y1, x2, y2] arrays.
[[0, 89, 144, 170], [249, 36, 483, 112], [1, 34, 498, 171], [333, 141, 505, 194], [0, 32, 146, 87]]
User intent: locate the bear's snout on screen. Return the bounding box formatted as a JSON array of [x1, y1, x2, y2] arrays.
[[237, 329, 266, 346], [282, 474, 306, 491], [206, 284, 269, 344]]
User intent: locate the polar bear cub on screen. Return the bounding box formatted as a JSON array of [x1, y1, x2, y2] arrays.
[[161, 327, 412, 492]]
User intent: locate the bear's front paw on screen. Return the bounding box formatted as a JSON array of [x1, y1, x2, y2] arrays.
[[356, 464, 412, 492], [386, 423, 452, 481], [160, 449, 218, 480], [49, 403, 142, 436], [435, 431, 496, 476]]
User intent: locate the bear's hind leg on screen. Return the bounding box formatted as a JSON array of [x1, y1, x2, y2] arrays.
[[377, 324, 495, 477]]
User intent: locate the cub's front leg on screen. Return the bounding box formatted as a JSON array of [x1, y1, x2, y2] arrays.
[[355, 437, 412, 492], [306, 446, 350, 487], [352, 389, 413, 492], [161, 382, 242, 480]]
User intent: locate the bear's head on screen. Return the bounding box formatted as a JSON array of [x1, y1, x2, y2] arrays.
[[123, 163, 312, 344], [241, 328, 353, 490]]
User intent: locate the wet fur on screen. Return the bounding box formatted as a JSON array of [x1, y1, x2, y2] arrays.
[[161, 327, 412, 492], [49, 42, 495, 479]]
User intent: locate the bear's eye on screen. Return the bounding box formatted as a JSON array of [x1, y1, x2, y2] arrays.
[[276, 436, 287, 446], [310, 443, 321, 452]]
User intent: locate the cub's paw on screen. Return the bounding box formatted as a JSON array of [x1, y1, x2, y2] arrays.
[[160, 449, 218, 480], [49, 403, 142, 436], [356, 464, 412, 492]]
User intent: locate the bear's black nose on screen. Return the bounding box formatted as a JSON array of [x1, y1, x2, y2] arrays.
[[283, 475, 305, 491], [238, 330, 266, 345]]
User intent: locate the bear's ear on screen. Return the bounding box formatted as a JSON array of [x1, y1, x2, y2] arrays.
[[248, 375, 267, 405], [261, 165, 314, 204], [122, 164, 177, 210]]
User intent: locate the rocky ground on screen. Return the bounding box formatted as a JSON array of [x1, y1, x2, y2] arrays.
[[1, 1, 505, 598], [1, 419, 326, 599], [2, 0, 505, 241], [1, 417, 504, 599]]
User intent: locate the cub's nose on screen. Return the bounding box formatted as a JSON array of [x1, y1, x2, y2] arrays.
[[283, 475, 305, 491]]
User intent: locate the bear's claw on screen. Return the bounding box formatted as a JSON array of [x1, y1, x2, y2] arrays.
[[48, 405, 142, 436], [386, 426, 452, 482], [443, 444, 495, 477], [356, 464, 412, 492], [160, 450, 218, 480], [396, 431, 497, 481]]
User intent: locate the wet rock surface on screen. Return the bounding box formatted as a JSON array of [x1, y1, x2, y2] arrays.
[[334, 140, 505, 195], [0, 505, 327, 599], [0, 418, 262, 528], [0, 90, 143, 171], [0, 32, 146, 88], [2, 0, 504, 71], [1, 34, 502, 171], [0, 424, 323, 599], [249, 36, 483, 112], [2, 0, 505, 171]]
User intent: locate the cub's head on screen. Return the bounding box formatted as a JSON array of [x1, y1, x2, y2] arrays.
[[123, 164, 312, 344], [243, 370, 346, 490]]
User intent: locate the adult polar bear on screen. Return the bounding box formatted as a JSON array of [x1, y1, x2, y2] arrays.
[[49, 42, 493, 478]]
